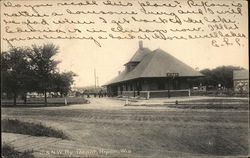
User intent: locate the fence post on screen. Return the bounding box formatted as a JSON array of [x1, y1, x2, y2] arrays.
[[64, 97, 67, 105], [125, 96, 129, 105], [146, 91, 150, 100]]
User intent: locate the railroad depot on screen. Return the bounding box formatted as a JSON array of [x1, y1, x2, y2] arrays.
[[105, 41, 204, 98]]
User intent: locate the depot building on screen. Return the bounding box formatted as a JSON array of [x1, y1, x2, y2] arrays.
[[104, 41, 204, 98]]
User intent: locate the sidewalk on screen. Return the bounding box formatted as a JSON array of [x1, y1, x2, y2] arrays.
[[2, 133, 132, 157]]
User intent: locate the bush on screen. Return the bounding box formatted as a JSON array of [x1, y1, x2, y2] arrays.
[[1, 143, 34, 158], [1, 119, 68, 139]]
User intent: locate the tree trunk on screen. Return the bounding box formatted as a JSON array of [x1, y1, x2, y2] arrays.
[[23, 93, 27, 104], [24, 94, 27, 104], [44, 90, 47, 106], [13, 92, 17, 106]]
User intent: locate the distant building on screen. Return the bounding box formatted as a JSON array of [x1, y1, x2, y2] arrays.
[[105, 41, 204, 98], [233, 70, 249, 92]]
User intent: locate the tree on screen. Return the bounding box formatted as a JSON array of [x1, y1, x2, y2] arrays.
[[52, 71, 77, 97], [200, 66, 244, 88], [1, 47, 32, 105], [28, 44, 60, 105], [2, 43, 77, 106]]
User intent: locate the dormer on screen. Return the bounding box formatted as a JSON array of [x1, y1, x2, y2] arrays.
[[124, 41, 151, 72]]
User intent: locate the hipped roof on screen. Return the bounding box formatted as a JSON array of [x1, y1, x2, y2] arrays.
[[126, 48, 151, 63], [105, 48, 203, 86]]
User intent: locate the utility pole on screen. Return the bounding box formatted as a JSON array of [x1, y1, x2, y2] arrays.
[[96, 77, 99, 88], [94, 68, 97, 90]]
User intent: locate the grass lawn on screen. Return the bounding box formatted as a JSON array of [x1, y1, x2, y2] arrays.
[[1, 98, 249, 157], [176, 98, 249, 103], [165, 98, 249, 110], [167, 104, 248, 110]]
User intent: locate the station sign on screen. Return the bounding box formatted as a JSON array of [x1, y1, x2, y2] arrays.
[[166, 73, 179, 77]]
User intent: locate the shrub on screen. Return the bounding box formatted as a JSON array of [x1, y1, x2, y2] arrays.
[[1, 143, 34, 158], [1, 119, 68, 139]]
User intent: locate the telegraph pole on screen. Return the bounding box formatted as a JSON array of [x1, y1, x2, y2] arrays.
[[97, 77, 99, 88], [94, 68, 97, 90]]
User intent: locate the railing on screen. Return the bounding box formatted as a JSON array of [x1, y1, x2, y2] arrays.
[[121, 89, 191, 98]]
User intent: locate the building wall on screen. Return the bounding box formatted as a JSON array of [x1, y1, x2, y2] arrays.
[[141, 83, 149, 91], [179, 79, 189, 89], [107, 77, 195, 98], [141, 78, 189, 91], [149, 82, 159, 90], [233, 70, 249, 93], [164, 82, 173, 90], [234, 79, 249, 92]]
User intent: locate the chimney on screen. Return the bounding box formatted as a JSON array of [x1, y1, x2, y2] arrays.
[[139, 41, 143, 49]]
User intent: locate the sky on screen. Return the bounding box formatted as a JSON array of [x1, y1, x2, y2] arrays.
[[55, 39, 249, 87], [1, 0, 248, 87]]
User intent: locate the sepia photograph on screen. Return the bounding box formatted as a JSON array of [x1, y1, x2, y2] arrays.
[[1, 0, 249, 157]]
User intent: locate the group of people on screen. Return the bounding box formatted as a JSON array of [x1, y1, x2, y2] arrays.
[[85, 89, 107, 98]]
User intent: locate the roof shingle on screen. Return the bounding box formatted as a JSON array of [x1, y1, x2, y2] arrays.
[[105, 47, 203, 85]]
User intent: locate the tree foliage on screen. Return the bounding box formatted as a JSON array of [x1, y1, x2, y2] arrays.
[[1, 44, 76, 105], [28, 44, 60, 92], [1, 48, 33, 105], [199, 66, 244, 88], [52, 71, 77, 96], [27, 44, 61, 105]]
